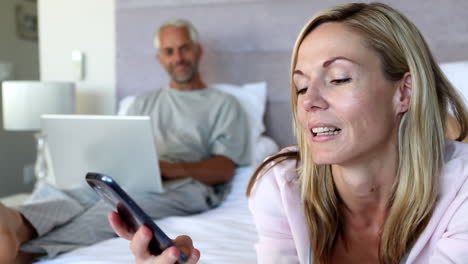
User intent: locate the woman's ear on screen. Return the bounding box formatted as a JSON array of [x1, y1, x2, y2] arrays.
[[395, 72, 412, 114]]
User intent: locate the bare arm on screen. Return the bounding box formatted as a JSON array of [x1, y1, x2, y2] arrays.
[[159, 155, 236, 185]]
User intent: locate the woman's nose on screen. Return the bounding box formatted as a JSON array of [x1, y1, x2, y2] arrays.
[[302, 84, 329, 112]]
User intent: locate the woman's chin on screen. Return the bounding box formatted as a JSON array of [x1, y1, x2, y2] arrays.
[[310, 151, 345, 165], [311, 157, 336, 165]]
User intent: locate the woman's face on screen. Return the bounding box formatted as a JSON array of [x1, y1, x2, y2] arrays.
[[294, 22, 408, 166]]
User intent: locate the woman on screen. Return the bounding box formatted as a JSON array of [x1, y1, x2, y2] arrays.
[[109, 2, 468, 264], [246, 2, 468, 264]]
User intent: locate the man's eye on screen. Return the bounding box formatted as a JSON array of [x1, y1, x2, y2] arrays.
[[180, 45, 191, 52], [297, 88, 307, 95], [331, 78, 351, 84]]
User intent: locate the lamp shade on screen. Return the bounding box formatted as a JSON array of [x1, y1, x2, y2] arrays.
[[2, 81, 75, 131]]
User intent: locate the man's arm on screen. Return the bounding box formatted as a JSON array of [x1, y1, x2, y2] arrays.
[[159, 155, 236, 185]]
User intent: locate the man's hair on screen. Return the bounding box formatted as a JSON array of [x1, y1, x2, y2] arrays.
[[153, 19, 199, 51]]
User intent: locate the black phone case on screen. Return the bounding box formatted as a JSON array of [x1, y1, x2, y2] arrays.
[[86, 172, 188, 263]]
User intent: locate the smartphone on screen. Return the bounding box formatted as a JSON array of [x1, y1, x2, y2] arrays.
[[86, 172, 188, 263]]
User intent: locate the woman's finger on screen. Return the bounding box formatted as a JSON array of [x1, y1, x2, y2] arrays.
[[152, 246, 199, 264], [173, 235, 194, 256], [130, 225, 153, 261], [108, 211, 134, 240], [152, 246, 181, 264], [185, 248, 201, 264], [172, 235, 200, 264]]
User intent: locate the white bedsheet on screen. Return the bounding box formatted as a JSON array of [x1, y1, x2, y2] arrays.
[[37, 166, 259, 264]]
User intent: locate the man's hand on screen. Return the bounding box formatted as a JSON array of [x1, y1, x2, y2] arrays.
[[158, 156, 235, 185], [108, 211, 200, 264], [159, 161, 187, 180]]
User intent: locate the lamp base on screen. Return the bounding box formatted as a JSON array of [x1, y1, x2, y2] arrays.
[[33, 132, 48, 181]]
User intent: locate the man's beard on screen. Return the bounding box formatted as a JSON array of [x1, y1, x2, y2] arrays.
[[168, 61, 198, 84]]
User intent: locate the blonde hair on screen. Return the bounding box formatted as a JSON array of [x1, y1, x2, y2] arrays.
[[290, 3, 468, 263], [248, 2, 468, 264]]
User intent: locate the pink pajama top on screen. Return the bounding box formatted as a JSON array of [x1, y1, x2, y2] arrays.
[[249, 140, 468, 263]]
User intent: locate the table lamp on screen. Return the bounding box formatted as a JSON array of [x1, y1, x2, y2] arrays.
[[2, 81, 75, 181]]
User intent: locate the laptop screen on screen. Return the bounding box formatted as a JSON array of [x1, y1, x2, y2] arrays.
[[40, 114, 163, 193]]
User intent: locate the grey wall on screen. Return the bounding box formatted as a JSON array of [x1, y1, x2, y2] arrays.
[[115, 0, 468, 147], [0, 0, 39, 197]]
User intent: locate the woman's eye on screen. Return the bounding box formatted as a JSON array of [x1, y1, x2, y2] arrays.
[[297, 87, 307, 95], [331, 78, 351, 84]]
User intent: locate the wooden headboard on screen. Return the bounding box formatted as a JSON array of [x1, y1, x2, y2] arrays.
[[116, 0, 468, 147]]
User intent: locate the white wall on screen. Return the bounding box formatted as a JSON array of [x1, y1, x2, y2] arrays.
[[38, 0, 116, 114], [0, 0, 39, 197]]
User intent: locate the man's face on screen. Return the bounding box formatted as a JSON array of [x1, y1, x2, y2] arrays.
[[157, 26, 201, 84]]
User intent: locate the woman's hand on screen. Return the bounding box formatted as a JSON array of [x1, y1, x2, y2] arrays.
[[108, 211, 200, 264]]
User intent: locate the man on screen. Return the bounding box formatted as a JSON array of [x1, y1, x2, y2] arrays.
[[0, 19, 250, 264]]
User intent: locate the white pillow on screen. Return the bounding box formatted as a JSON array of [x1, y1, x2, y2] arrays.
[[440, 61, 468, 104], [212, 82, 267, 143], [117, 96, 135, 115], [252, 135, 279, 166]]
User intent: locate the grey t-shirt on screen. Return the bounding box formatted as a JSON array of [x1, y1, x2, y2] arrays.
[[126, 87, 251, 166]]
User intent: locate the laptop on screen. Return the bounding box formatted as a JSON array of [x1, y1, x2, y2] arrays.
[[40, 114, 164, 193]]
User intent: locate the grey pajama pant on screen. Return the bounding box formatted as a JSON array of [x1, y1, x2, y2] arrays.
[[16, 179, 226, 258]]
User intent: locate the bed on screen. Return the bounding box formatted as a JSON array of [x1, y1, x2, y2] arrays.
[[11, 0, 468, 263]]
